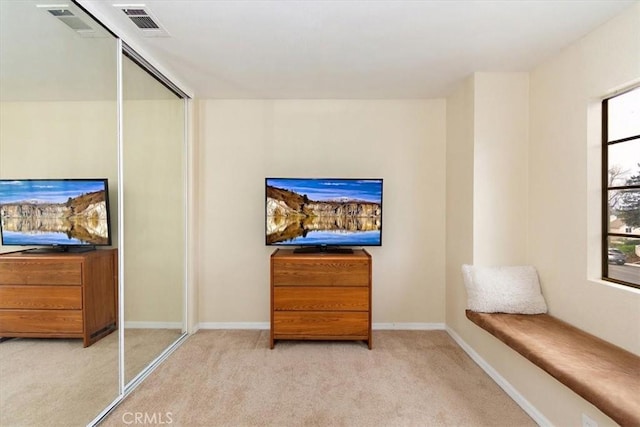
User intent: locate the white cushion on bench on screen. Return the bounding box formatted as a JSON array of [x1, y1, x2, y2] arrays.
[[462, 264, 548, 314]]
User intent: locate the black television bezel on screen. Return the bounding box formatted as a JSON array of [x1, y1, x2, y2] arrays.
[[0, 178, 113, 249], [265, 177, 383, 248]]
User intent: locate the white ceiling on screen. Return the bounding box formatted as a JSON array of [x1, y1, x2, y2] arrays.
[[0, 0, 182, 102], [0, 1, 117, 102], [79, 0, 638, 99], [5, 1, 638, 100]]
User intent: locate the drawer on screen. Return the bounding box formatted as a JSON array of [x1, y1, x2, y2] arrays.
[[274, 287, 368, 311], [272, 259, 369, 287], [0, 286, 82, 310], [273, 311, 369, 337], [0, 310, 82, 333], [0, 260, 82, 285]]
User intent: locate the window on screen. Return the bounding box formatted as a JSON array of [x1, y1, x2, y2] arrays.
[[602, 86, 640, 288]]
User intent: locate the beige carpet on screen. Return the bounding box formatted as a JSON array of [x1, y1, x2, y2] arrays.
[[124, 329, 184, 384], [101, 330, 535, 427], [0, 332, 119, 427], [0, 329, 182, 427]]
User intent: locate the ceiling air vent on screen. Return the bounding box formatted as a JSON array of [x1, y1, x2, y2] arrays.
[[120, 7, 169, 37], [39, 6, 100, 37]]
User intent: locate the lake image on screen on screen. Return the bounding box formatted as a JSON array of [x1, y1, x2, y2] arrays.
[[0, 180, 110, 246], [266, 179, 382, 245]]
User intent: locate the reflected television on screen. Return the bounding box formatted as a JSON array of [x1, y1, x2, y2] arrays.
[[0, 179, 112, 252], [265, 178, 383, 251]]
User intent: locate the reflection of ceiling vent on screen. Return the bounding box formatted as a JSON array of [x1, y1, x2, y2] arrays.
[[120, 7, 169, 37], [39, 6, 101, 37]]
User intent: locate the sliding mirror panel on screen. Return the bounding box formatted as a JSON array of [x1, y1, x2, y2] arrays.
[[122, 53, 187, 386], [0, 1, 119, 425]]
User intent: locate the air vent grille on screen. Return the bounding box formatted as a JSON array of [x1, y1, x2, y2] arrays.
[[123, 9, 147, 16], [47, 9, 73, 17], [42, 7, 97, 36], [119, 6, 169, 37], [129, 16, 159, 29]]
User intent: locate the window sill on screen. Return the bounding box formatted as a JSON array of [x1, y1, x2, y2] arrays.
[[588, 277, 640, 294]]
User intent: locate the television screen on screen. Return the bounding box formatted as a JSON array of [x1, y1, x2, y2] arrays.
[[266, 178, 383, 247], [0, 179, 112, 248]]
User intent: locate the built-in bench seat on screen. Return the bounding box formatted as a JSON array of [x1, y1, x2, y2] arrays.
[[466, 310, 640, 426]]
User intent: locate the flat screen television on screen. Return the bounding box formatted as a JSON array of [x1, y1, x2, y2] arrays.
[[266, 178, 383, 252], [0, 178, 112, 252]]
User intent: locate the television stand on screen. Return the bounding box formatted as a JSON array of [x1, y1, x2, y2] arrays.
[[0, 249, 117, 347], [270, 248, 372, 349], [293, 246, 354, 254]]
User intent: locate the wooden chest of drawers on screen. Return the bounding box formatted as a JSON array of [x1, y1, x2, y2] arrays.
[[0, 249, 117, 347], [270, 249, 372, 349]]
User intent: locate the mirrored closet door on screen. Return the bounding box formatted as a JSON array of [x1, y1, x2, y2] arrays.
[[0, 2, 119, 425], [121, 50, 188, 388], [1, 2, 189, 424]]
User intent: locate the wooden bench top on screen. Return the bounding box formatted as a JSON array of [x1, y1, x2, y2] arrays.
[[466, 310, 640, 426]]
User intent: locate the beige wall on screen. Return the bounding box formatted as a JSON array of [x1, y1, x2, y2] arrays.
[[473, 73, 529, 265], [445, 76, 475, 333], [446, 72, 529, 329], [187, 100, 200, 332], [528, 3, 640, 352], [0, 101, 118, 254], [197, 99, 446, 324], [122, 99, 185, 323], [446, 4, 640, 426], [0, 99, 186, 324]]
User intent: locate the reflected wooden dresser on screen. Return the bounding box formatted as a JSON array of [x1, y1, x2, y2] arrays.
[[0, 249, 117, 347], [270, 248, 372, 349]]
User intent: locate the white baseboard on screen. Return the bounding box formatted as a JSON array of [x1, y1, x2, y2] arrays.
[[196, 322, 445, 331], [198, 322, 270, 330], [124, 321, 183, 329], [373, 322, 445, 330], [446, 326, 551, 426]]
